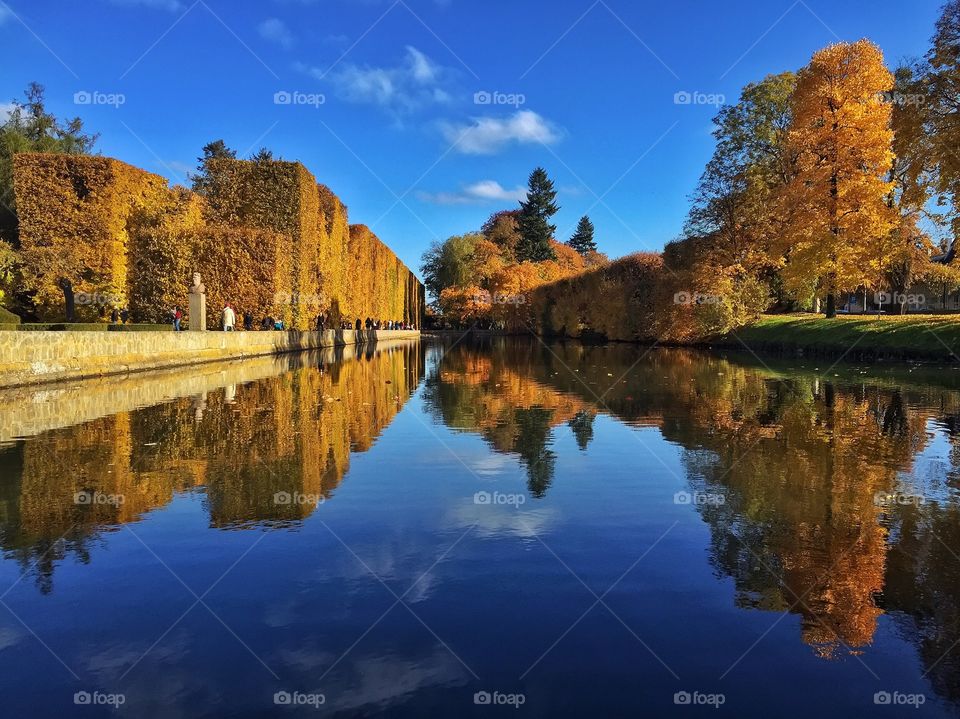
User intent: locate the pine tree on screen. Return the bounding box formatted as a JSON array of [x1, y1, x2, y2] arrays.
[[517, 167, 558, 262], [191, 139, 237, 194], [567, 215, 596, 255]]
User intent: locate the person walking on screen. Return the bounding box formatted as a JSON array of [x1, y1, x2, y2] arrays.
[[222, 304, 236, 331], [120, 307, 129, 324], [172, 306, 182, 332], [110, 307, 120, 324], [243, 311, 253, 331]]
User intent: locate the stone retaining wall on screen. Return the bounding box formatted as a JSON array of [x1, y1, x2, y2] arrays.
[[0, 329, 419, 388]]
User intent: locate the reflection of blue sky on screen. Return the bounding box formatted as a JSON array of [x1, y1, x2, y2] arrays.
[[897, 419, 960, 505]]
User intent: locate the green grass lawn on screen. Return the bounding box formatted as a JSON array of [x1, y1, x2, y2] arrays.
[[723, 313, 960, 362]]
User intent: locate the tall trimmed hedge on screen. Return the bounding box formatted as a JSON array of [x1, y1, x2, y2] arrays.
[[12, 153, 423, 326], [13, 154, 170, 320]]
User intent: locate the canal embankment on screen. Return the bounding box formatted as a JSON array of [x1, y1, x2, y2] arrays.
[[0, 329, 419, 388]]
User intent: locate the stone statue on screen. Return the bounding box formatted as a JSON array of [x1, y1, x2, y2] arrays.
[[190, 272, 205, 295], [188, 272, 206, 331]]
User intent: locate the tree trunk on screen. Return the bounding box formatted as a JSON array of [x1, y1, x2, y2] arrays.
[[825, 293, 836, 318]]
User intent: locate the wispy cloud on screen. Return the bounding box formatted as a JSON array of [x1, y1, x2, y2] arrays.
[[258, 17, 295, 49], [106, 0, 183, 11], [417, 180, 527, 205], [440, 110, 560, 155], [300, 46, 453, 116], [0, 5, 11, 24]]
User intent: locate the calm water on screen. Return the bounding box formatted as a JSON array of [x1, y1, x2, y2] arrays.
[[1, 337, 960, 717]]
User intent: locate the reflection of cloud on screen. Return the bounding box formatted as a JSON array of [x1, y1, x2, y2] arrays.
[[470, 454, 513, 477], [447, 501, 559, 539], [332, 648, 467, 712], [0, 626, 23, 651]]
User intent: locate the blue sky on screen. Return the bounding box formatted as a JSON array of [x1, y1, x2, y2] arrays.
[[0, 0, 944, 275]]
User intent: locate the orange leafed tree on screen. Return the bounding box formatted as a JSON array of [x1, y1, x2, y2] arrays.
[[775, 40, 898, 316]]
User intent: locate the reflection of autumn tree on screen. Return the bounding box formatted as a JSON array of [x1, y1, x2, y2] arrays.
[[883, 501, 960, 703], [423, 340, 601, 496], [462, 340, 945, 662], [0, 343, 425, 591]]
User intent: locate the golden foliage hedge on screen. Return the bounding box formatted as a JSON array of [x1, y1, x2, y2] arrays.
[[13, 154, 170, 320], [12, 153, 422, 326]]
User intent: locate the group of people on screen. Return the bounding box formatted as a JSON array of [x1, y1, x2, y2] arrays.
[[170, 305, 415, 332], [108, 307, 131, 324], [316, 314, 416, 332]]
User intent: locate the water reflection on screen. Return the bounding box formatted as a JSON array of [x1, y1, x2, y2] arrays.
[[425, 338, 960, 707], [3, 337, 960, 713], [0, 341, 424, 594]]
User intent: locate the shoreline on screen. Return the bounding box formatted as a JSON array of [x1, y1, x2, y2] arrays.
[[0, 329, 420, 389]]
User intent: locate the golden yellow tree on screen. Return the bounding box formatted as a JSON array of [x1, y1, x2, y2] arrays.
[[776, 40, 898, 316]]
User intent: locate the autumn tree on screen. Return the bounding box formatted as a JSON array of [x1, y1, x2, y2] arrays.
[[517, 167, 558, 262], [687, 72, 795, 277], [567, 215, 596, 255], [0, 82, 98, 246], [481, 209, 521, 260], [925, 0, 960, 236], [775, 40, 898, 317]]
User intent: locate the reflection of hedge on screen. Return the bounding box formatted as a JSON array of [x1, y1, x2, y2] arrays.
[[13, 153, 422, 326], [13, 154, 170, 321]]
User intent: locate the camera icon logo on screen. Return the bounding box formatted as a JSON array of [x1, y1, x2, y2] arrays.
[[674, 691, 691, 704], [674, 91, 692, 105], [74, 91, 92, 105], [474, 91, 492, 105], [273, 491, 292, 505], [274, 691, 292, 705], [674, 491, 692, 505], [874, 691, 891, 705], [74, 691, 92, 705], [474, 691, 491, 705], [274, 90, 292, 105], [473, 491, 492, 505], [74, 491, 92, 505]]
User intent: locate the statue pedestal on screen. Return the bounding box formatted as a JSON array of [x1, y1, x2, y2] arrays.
[[189, 293, 206, 331]]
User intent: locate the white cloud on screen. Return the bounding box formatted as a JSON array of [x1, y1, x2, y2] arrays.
[[417, 180, 527, 205], [0, 103, 15, 123], [302, 46, 453, 115], [441, 110, 560, 154], [259, 17, 294, 49], [106, 0, 183, 11]]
